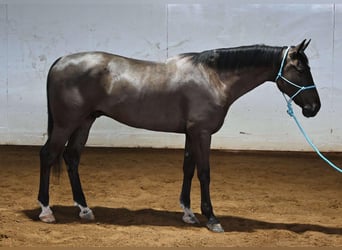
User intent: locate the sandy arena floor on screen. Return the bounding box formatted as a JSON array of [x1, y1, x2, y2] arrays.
[[0, 145, 341, 247]]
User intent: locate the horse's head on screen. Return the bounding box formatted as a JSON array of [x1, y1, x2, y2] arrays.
[[276, 39, 321, 117]]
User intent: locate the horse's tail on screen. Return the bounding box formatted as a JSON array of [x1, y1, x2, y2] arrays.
[[46, 57, 63, 181]]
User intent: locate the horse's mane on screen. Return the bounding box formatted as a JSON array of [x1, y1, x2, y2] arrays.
[[183, 45, 285, 70]]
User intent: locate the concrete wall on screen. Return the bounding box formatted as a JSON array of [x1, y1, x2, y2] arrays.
[[1, 0, 341, 151]]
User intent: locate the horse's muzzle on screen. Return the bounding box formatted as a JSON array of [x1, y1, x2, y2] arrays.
[[302, 103, 321, 117]]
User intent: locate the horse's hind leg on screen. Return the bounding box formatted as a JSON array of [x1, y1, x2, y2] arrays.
[[63, 116, 95, 221], [180, 135, 199, 224], [38, 143, 55, 222], [38, 126, 72, 223]]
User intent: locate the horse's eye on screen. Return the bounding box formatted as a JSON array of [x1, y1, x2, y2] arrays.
[[295, 67, 306, 73], [294, 62, 309, 73]]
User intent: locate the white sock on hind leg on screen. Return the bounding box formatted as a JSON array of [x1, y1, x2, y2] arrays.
[[180, 203, 200, 224], [74, 202, 95, 220], [38, 201, 55, 223]]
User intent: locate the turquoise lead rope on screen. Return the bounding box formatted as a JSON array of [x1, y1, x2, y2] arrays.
[[277, 47, 342, 173], [285, 101, 342, 173]]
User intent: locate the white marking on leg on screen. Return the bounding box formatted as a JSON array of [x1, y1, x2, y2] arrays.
[[38, 201, 56, 223], [207, 222, 224, 233], [74, 202, 95, 220], [180, 203, 200, 224]]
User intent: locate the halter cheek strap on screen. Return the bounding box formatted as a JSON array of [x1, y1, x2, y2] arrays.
[[275, 47, 316, 104]]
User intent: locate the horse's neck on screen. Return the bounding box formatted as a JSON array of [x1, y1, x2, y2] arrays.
[[219, 66, 277, 106]]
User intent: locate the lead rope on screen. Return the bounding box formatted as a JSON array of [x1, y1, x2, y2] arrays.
[[278, 47, 342, 173], [285, 97, 342, 173]]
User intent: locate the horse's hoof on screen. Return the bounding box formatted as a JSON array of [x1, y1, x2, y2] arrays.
[[74, 202, 95, 221], [180, 204, 200, 224], [38, 202, 55, 223], [39, 212, 56, 223], [79, 208, 95, 221], [207, 222, 224, 233], [182, 213, 200, 224]]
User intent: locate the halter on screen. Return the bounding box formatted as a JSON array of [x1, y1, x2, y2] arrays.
[[276, 47, 342, 173], [275, 47, 316, 106]]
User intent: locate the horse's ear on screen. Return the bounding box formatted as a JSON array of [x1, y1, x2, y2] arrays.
[[302, 39, 311, 51], [295, 39, 310, 53]]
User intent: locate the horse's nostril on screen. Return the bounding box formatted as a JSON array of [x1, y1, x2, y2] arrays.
[[304, 105, 313, 112], [313, 102, 321, 113], [303, 103, 320, 117]]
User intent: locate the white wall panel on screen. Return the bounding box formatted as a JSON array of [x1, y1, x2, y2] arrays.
[[331, 4, 342, 148], [5, 3, 170, 146], [1, 1, 341, 152]]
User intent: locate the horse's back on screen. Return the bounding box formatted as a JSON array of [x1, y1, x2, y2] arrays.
[[47, 52, 187, 132], [47, 51, 225, 134], [49, 51, 166, 84]]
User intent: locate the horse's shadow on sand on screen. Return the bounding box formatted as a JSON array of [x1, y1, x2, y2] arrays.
[[23, 206, 342, 235]]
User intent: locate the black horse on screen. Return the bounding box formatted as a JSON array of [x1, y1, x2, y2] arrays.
[[38, 40, 320, 232]]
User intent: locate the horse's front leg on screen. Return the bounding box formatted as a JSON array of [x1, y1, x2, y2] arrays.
[[180, 135, 199, 224], [191, 131, 224, 233]]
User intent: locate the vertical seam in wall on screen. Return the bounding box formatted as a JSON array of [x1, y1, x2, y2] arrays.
[[332, 3, 335, 82], [5, 3, 9, 143], [166, 3, 169, 59], [331, 3, 336, 142]]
